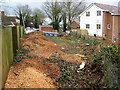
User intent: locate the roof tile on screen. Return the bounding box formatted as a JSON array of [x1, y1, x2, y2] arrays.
[[94, 3, 120, 15]]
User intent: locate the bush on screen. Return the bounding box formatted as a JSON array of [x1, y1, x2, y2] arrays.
[[13, 48, 30, 64], [71, 32, 81, 39], [63, 70, 72, 80], [101, 45, 120, 88], [85, 39, 99, 45]]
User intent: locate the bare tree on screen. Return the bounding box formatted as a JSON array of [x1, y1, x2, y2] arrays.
[[32, 8, 45, 28], [43, 0, 85, 31], [61, 2, 67, 32], [43, 1, 62, 30], [65, 0, 86, 29], [14, 5, 32, 28]]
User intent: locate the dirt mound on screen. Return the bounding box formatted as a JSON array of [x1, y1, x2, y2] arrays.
[[20, 31, 60, 59], [20, 32, 49, 51], [21, 32, 87, 64], [5, 59, 61, 88], [29, 45, 87, 64], [44, 62, 61, 79], [58, 53, 87, 64], [29, 43, 61, 59]]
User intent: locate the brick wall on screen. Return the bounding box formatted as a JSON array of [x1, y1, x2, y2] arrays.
[[103, 12, 113, 44], [113, 16, 119, 46], [103, 12, 120, 46], [39, 26, 53, 32]]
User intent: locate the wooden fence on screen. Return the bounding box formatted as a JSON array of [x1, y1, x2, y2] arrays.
[[0, 26, 23, 89], [0, 26, 2, 90]]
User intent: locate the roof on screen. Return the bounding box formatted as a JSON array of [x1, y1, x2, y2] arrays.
[[71, 21, 80, 29], [3, 16, 16, 25], [80, 3, 120, 16], [0, 11, 17, 25], [94, 3, 119, 15]]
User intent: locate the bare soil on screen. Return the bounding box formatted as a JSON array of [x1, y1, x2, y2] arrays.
[[5, 31, 104, 88], [5, 58, 61, 88]]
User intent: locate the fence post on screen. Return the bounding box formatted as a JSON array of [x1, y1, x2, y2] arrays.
[[12, 26, 18, 54], [17, 26, 20, 48], [20, 26, 24, 37]]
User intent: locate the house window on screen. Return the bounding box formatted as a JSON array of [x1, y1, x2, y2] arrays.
[[86, 24, 90, 29], [97, 11, 101, 16], [107, 24, 111, 29], [96, 24, 101, 29], [86, 12, 90, 16]]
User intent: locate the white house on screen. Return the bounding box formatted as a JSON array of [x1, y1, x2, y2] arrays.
[[79, 3, 118, 37]]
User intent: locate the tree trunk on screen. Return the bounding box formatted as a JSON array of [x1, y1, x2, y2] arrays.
[[63, 12, 67, 32]]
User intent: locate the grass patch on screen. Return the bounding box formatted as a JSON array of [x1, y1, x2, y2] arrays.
[[48, 37, 77, 45]]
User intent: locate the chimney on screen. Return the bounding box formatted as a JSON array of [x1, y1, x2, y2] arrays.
[[0, 11, 5, 18], [0, 11, 5, 25]]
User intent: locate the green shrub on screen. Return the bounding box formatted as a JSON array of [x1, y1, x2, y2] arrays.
[[85, 38, 99, 46], [13, 48, 30, 64], [71, 32, 81, 39], [101, 45, 120, 88], [63, 70, 72, 80]]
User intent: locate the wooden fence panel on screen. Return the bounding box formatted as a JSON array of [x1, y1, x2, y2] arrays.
[[0, 27, 2, 90], [0, 26, 24, 89], [2, 27, 13, 88]]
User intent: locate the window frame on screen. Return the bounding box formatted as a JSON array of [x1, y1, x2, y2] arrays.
[[86, 24, 90, 29], [97, 11, 101, 16], [96, 24, 101, 29], [107, 24, 111, 29], [86, 11, 90, 16]]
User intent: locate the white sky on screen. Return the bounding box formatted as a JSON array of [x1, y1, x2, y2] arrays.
[[1, 0, 120, 8], [0, 0, 119, 4], [7, 0, 120, 3], [0, 0, 120, 15]]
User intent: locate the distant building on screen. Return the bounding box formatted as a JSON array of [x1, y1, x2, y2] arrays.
[[80, 3, 120, 46], [39, 25, 53, 32], [103, 10, 120, 45], [0, 11, 17, 26], [70, 21, 80, 29]]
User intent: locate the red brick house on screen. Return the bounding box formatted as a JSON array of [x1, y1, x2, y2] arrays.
[[102, 6, 120, 46]]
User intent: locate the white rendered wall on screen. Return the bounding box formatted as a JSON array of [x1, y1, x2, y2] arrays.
[[80, 5, 103, 36]]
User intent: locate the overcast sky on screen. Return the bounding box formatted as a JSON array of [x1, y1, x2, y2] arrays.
[[0, 0, 120, 15]]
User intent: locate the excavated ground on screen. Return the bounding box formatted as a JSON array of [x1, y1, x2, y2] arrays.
[[5, 31, 104, 88]]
